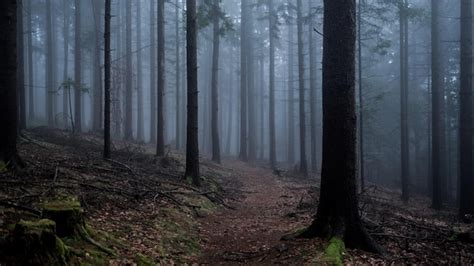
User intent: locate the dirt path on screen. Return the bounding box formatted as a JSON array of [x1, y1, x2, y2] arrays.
[[198, 161, 320, 265]]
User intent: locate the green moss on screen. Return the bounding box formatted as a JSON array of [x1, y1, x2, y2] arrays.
[[42, 198, 82, 212], [16, 219, 56, 233], [0, 160, 7, 173], [136, 253, 154, 266], [42, 198, 85, 238], [320, 237, 345, 266]]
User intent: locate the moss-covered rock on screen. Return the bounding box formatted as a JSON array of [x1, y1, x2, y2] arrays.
[[42, 199, 85, 238], [0, 219, 69, 266]]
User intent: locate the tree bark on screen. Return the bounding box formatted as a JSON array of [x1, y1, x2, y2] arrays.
[[62, 0, 70, 128], [268, 0, 276, 169], [150, 0, 157, 144], [156, 0, 165, 155], [309, 1, 318, 173], [17, 0, 26, 131], [287, 23, 295, 165], [185, 0, 200, 186], [239, 0, 248, 161], [124, 0, 133, 140], [459, 0, 474, 218], [26, 0, 34, 121], [136, 0, 144, 142], [299, 0, 382, 254], [46, 0, 54, 127], [211, 0, 221, 163], [0, 0, 21, 167], [92, 0, 103, 132], [399, 0, 409, 202], [175, 0, 181, 150]]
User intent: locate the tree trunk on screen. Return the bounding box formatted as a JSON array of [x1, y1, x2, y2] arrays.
[[459, 0, 474, 219], [239, 0, 248, 161], [0, 0, 21, 167], [357, 0, 364, 189], [296, 0, 307, 176], [136, 0, 144, 142], [46, 0, 54, 127], [300, 0, 382, 253], [150, 0, 157, 144], [185, 0, 200, 186], [287, 23, 295, 165], [74, 0, 82, 133], [26, 0, 34, 121], [309, 1, 318, 173], [156, 0, 165, 155], [62, 0, 70, 128], [92, 0, 103, 132], [17, 0, 26, 131], [124, 0, 133, 140], [175, 0, 181, 150], [399, 0, 409, 202], [211, 0, 221, 163], [431, 0, 446, 210], [104, 0, 111, 159], [247, 9, 256, 162], [268, 0, 276, 169]]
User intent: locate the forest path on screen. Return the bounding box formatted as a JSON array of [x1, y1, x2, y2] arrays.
[[197, 160, 317, 265]]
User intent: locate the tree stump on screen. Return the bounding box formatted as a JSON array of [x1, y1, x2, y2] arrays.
[[42, 199, 85, 238], [0, 219, 68, 265]]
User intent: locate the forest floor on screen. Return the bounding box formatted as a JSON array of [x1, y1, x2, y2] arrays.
[[0, 128, 473, 265]]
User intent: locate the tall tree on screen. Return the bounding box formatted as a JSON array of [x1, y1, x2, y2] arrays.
[[268, 0, 276, 169], [124, 0, 133, 140], [185, 0, 200, 186], [74, 0, 82, 133], [309, 1, 318, 173], [211, 0, 221, 163], [92, 0, 103, 132], [62, 0, 70, 128], [104, 0, 111, 159], [239, 0, 248, 161], [459, 0, 474, 219], [287, 22, 295, 165], [136, 0, 144, 141], [17, 0, 26, 130], [46, 0, 54, 127], [150, 0, 157, 143], [156, 0, 165, 156], [0, 0, 20, 167], [26, 0, 34, 121], [357, 0, 364, 189], [299, 0, 381, 253], [430, 0, 446, 210], [175, 0, 181, 150], [296, 0, 308, 176], [399, 0, 409, 202]]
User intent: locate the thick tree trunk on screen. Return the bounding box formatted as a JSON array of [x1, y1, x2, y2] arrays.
[[156, 0, 165, 155], [103, 0, 111, 159], [185, 0, 200, 186], [300, 0, 382, 254], [239, 0, 248, 161], [0, 0, 21, 167], [296, 0, 307, 176], [136, 0, 144, 142], [211, 0, 221, 163], [74, 0, 82, 133], [459, 0, 474, 219], [124, 0, 133, 140], [150, 0, 157, 144], [268, 0, 276, 169], [357, 0, 364, 189], [431, 0, 446, 210]]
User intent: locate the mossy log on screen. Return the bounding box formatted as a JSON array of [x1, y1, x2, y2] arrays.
[[42, 199, 85, 238], [0, 219, 69, 265]]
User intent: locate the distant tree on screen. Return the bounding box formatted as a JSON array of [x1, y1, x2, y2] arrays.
[[156, 0, 165, 156], [0, 0, 21, 168], [62, 0, 70, 128], [296, 0, 307, 176], [239, 0, 248, 161], [124, 0, 133, 140], [175, 0, 181, 150], [459, 0, 474, 219], [17, 0, 26, 131], [309, 1, 319, 173], [74, 0, 82, 133], [268, 0, 276, 170], [299, 0, 382, 253], [399, 0, 409, 202], [26, 0, 34, 121], [150, 0, 157, 144], [185, 0, 201, 186], [287, 20, 295, 165], [46, 0, 54, 127], [136, 0, 144, 142], [92, 0, 103, 132], [104, 0, 111, 159]]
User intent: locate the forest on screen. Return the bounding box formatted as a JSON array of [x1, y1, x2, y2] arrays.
[[0, 0, 473, 264]]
